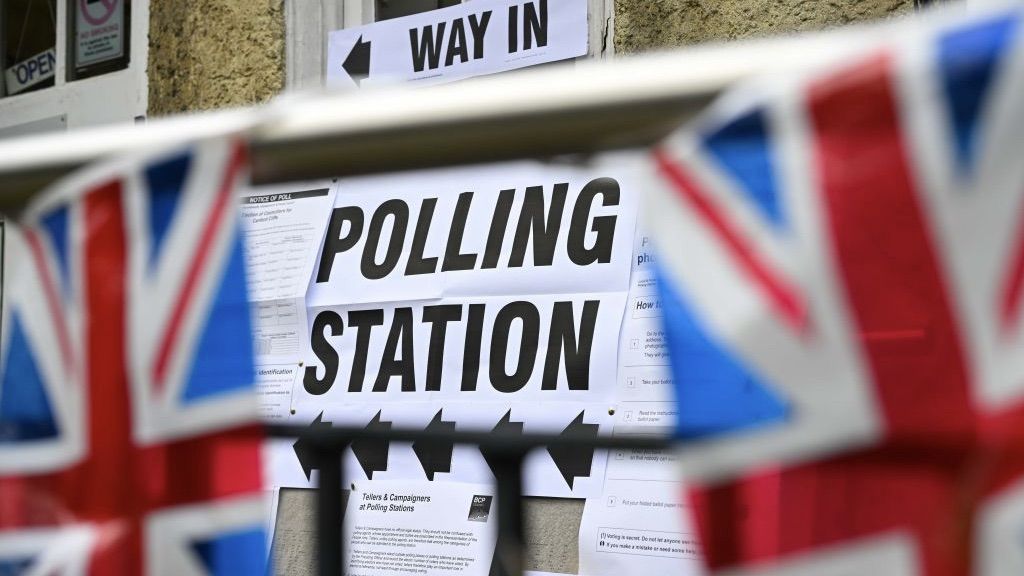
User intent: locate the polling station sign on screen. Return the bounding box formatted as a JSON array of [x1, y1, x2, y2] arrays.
[[257, 158, 658, 497], [302, 161, 637, 405], [5, 49, 56, 95], [326, 0, 588, 87]]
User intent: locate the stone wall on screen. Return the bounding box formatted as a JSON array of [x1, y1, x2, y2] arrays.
[[615, 0, 913, 53], [148, 0, 285, 117]]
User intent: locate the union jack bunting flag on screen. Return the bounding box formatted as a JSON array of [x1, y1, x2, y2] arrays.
[[0, 138, 266, 575], [648, 5, 1024, 575]]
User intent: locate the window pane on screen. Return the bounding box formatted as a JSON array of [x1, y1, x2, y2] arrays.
[[4, 0, 58, 96], [376, 0, 461, 22], [69, 0, 130, 82]]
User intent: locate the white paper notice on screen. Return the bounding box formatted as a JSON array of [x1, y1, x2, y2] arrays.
[[240, 180, 333, 358], [306, 162, 635, 307], [577, 224, 700, 575], [301, 294, 625, 404], [241, 181, 337, 420], [242, 183, 337, 303], [255, 363, 302, 422], [578, 480, 701, 575], [606, 229, 680, 481], [289, 159, 639, 498], [344, 481, 496, 576], [327, 0, 588, 88]]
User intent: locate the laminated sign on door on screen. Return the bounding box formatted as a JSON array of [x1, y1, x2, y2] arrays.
[[327, 0, 588, 87]]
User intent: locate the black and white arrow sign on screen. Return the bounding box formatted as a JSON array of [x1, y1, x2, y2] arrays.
[[547, 411, 598, 489], [351, 410, 391, 479], [482, 409, 525, 476], [292, 412, 332, 481], [342, 35, 372, 84], [492, 409, 524, 436], [327, 0, 587, 88], [412, 409, 457, 480]]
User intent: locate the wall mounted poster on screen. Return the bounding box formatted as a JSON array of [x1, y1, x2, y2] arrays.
[[250, 155, 698, 574]]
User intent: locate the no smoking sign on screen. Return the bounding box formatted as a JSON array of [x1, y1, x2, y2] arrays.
[[80, 0, 119, 26], [76, 0, 123, 67]]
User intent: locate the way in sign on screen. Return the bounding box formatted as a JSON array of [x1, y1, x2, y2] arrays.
[[328, 0, 586, 86], [410, 0, 550, 72]]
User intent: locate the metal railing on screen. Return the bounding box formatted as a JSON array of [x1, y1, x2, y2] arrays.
[[265, 423, 673, 576], [0, 24, 882, 211]]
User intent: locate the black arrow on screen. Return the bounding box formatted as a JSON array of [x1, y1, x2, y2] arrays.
[[547, 411, 599, 489], [351, 411, 391, 479], [343, 35, 372, 84], [493, 409, 524, 436], [412, 409, 456, 480], [293, 412, 332, 481], [482, 409, 524, 476]]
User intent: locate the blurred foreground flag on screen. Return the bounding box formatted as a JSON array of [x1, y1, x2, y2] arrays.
[[0, 138, 265, 575], [648, 5, 1024, 576]]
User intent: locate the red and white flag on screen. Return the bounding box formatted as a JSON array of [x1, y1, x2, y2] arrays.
[[648, 5, 1024, 575], [0, 137, 266, 575]]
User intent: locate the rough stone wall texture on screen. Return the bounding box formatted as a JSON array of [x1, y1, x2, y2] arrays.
[[524, 498, 585, 573], [616, 0, 914, 53], [148, 0, 284, 117]]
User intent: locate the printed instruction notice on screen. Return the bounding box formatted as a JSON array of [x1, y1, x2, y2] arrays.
[[241, 183, 336, 303], [244, 176, 327, 355], [576, 223, 700, 575], [241, 181, 337, 420], [608, 229, 679, 482], [578, 480, 701, 575], [344, 481, 496, 576], [255, 364, 301, 421]]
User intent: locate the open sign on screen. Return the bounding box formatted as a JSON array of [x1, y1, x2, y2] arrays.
[[4, 48, 56, 95]]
